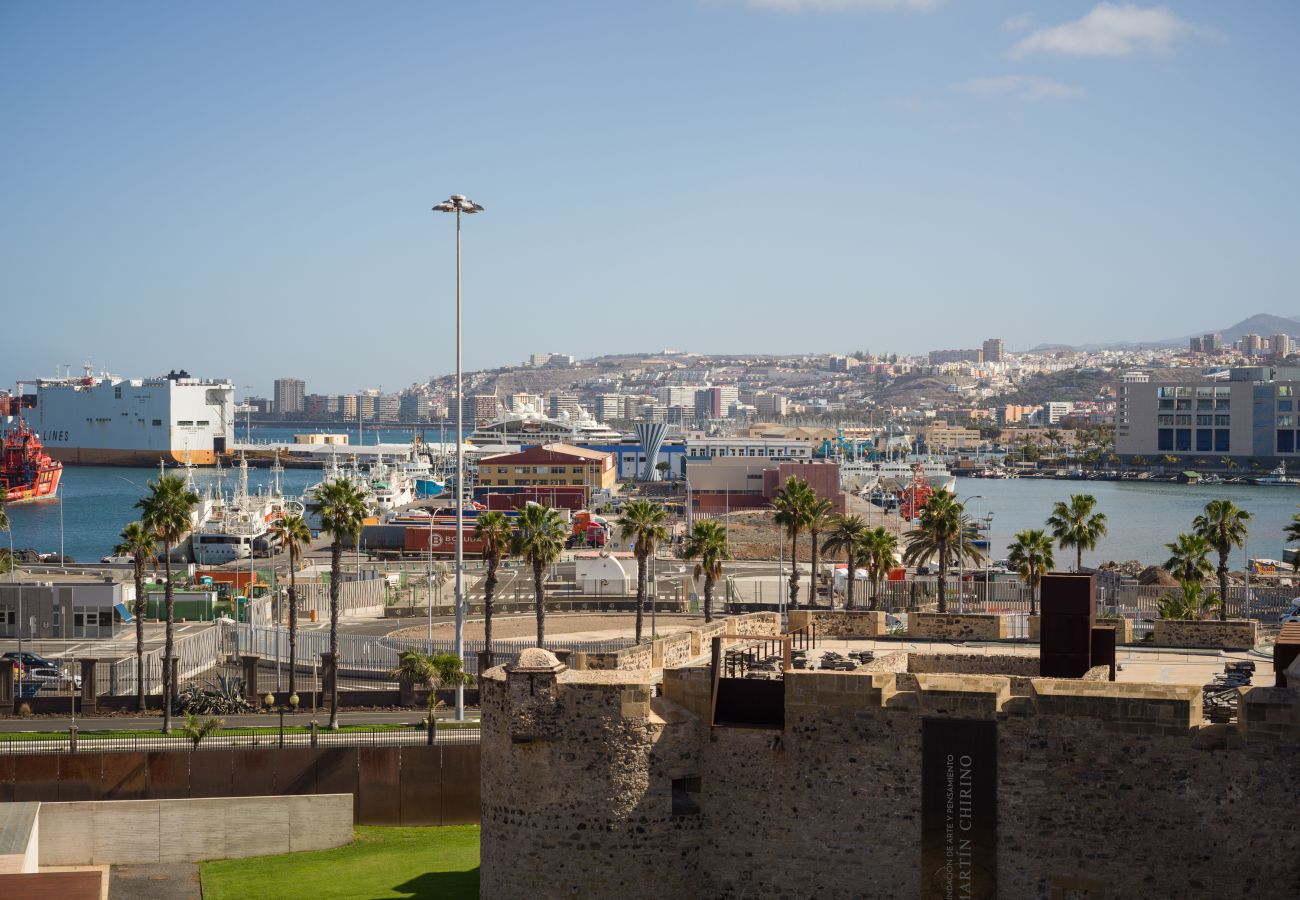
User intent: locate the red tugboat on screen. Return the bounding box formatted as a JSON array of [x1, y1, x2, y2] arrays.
[[2, 419, 62, 503]]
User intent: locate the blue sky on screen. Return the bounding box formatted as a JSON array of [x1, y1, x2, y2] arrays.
[[2, 1, 1296, 394]]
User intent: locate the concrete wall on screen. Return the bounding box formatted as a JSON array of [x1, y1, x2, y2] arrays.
[[37, 793, 353, 865], [909, 612, 1009, 640], [484, 659, 1300, 900], [1154, 618, 1259, 648]]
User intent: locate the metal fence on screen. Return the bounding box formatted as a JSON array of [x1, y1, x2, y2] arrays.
[[0, 723, 479, 755]]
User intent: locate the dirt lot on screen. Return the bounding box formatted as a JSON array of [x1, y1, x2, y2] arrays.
[[714, 496, 908, 562], [390, 613, 706, 642]]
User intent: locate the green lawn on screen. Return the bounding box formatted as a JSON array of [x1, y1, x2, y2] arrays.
[[201, 826, 479, 900]]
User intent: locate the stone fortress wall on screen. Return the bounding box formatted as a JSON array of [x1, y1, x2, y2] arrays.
[[480, 615, 1300, 900]]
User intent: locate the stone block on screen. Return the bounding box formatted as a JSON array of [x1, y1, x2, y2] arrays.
[[787, 609, 887, 638], [908, 613, 1008, 641], [1153, 619, 1258, 649]]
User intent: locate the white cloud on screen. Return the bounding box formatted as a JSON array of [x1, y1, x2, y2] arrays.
[[1010, 3, 1217, 58], [1002, 13, 1035, 32], [955, 75, 1085, 102], [726, 0, 941, 12]]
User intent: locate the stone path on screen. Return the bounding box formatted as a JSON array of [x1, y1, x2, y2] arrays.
[[109, 864, 201, 900]]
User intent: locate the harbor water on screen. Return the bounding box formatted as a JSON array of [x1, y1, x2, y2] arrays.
[[7, 451, 1300, 569]]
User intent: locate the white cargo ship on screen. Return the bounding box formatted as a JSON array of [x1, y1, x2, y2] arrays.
[[28, 367, 235, 466]]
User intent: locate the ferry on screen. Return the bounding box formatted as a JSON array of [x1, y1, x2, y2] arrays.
[[467, 402, 622, 446], [840, 456, 957, 494], [25, 365, 235, 466]]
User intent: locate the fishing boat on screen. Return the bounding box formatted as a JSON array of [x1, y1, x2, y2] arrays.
[[191, 454, 301, 563], [1254, 464, 1300, 486]]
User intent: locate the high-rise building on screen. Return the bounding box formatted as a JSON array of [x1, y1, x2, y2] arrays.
[[982, 338, 1005, 363], [1272, 334, 1291, 357], [594, 394, 623, 423], [1240, 334, 1264, 355], [509, 392, 543, 415], [468, 394, 500, 424], [273, 378, 305, 417], [548, 392, 581, 418], [1202, 333, 1222, 352], [399, 394, 431, 421], [1189, 337, 1203, 353], [928, 349, 983, 365]]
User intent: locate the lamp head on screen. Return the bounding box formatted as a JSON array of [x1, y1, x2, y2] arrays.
[[263, 692, 275, 708]]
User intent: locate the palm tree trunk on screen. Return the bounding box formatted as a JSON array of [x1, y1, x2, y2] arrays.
[[703, 574, 714, 623], [328, 541, 341, 730], [1077, 546, 1083, 573], [634, 552, 646, 643], [1217, 555, 1229, 622], [845, 551, 855, 610], [483, 555, 498, 667], [937, 551, 948, 614], [287, 547, 297, 700], [162, 543, 174, 734], [789, 531, 800, 610], [134, 561, 145, 713], [533, 559, 546, 646], [810, 529, 821, 608]]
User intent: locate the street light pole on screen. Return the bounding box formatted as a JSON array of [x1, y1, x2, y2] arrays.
[[434, 194, 483, 723]]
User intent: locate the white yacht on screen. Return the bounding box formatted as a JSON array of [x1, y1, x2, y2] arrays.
[[1255, 464, 1300, 486], [839, 456, 956, 494], [467, 401, 622, 446]]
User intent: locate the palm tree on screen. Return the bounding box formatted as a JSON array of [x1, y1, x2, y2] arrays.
[[1046, 494, 1108, 572], [1007, 529, 1055, 616], [903, 491, 982, 613], [0, 497, 9, 574], [114, 521, 156, 712], [271, 514, 311, 700], [771, 476, 815, 609], [473, 510, 514, 664], [1158, 581, 1219, 621], [806, 497, 834, 608], [822, 514, 869, 610], [1164, 532, 1214, 584], [617, 499, 670, 643], [390, 650, 474, 740], [1193, 499, 1251, 622], [861, 527, 899, 611], [136, 473, 199, 733], [511, 504, 567, 646], [1285, 511, 1300, 572], [308, 478, 369, 729], [682, 520, 730, 622]]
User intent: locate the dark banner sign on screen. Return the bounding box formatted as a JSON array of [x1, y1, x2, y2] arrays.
[[921, 718, 997, 899]]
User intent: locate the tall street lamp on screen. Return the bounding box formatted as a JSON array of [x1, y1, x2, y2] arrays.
[[433, 194, 483, 723]]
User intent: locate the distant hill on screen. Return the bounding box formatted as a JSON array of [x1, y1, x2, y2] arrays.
[[1031, 312, 1300, 353]]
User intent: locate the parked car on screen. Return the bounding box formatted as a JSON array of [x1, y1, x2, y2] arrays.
[[1280, 600, 1300, 624], [23, 666, 79, 693], [3, 651, 82, 690]]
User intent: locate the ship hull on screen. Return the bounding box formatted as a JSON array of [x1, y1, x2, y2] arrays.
[[44, 447, 217, 466], [3, 467, 61, 504]]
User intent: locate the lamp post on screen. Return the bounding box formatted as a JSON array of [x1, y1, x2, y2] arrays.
[[433, 194, 483, 723], [264, 691, 299, 747], [961, 495, 983, 613]]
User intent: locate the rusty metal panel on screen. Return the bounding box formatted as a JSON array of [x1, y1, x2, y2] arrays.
[[13, 754, 60, 802], [0, 754, 15, 803], [713, 678, 785, 729], [315, 748, 359, 821], [274, 747, 319, 796], [58, 752, 103, 801], [440, 744, 481, 825], [0, 870, 104, 900], [232, 748, 277, 798], [101, 752, 148, 800], [145, 751, 190, 799], [357, 747, 403, 826], [189, 749, 234, 797], [399, 746, 442, 826]]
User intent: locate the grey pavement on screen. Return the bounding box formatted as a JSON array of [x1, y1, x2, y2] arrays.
[[110, 864, 201, 900], [0, 708, 474, 733]]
